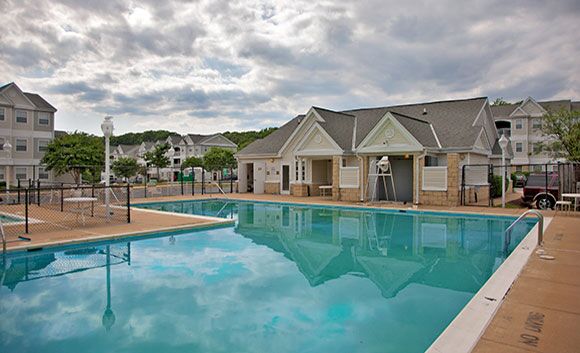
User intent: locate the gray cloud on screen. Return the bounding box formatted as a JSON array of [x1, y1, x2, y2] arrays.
[[0, 0, 578, 135]]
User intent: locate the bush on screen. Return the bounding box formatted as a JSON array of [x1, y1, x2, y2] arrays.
[[491, 175, 510, 198], [510, 171, 529, 182]]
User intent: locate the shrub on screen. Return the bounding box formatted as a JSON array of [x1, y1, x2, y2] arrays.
[[491, 175, 510, 198]]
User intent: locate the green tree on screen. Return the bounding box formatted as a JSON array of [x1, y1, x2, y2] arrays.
[[203, 147, 236, 172], [540, 108, 580, 162], [112, 157, 140, 180], [223, 127, 277, 150], [110, 130, 179, 146], [143, 143, 171, 180], [41, 132, 104, 184], [491, 98, 510, 106], [182, 156, 204, 169]]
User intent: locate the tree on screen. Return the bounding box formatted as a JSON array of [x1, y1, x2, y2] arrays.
[[491, 98, 510, 106], [182, 156, 204, 169], [143, 143, 171, 180], [204, 147, 236, 172], [223, 127, 278, 150], [110, 130, 179, 146], [540, 108, 580, 162], [41, 132, 104, 184], [112, 157, 140, 180]]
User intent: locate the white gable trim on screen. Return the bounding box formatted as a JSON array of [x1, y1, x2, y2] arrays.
[[473, 127, 491, 151], [510, 97, 546, 117], [293, 122, 343, 156], [4, 83, 37, 108], [471, 100, 488, 127], [278, 108, 322, 156], [430, 124, 442, 148], [355, 112, 424, 153], [201, 134, 237, 147]]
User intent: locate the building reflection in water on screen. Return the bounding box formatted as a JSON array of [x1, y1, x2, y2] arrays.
[[0, 243, 131, 332], [234, 202, 513, 298]]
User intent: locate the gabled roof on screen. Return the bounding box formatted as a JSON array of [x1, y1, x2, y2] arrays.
[[237, 115, 304, 156], [187, 133, 215, 144], [490, 104, 517, 118], [0, 82, 57, 112], [491, 99, 579, 119], [23, 93, 57, 112], [238, 97, 490, 157], [167, 135, 183, 145]]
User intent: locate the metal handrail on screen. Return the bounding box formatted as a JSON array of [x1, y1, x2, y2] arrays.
[[505, 210, 544, 247], [213, 182, 229, 199], [1, 219, 5, 254]]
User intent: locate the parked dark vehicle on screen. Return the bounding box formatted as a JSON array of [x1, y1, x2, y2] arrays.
[[511, 172, 528, 188], [522, 173, 559, 209]]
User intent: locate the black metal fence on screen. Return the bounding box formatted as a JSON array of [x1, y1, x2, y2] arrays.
[[0, 184, 131, 239], [461, 162, 580, 208]]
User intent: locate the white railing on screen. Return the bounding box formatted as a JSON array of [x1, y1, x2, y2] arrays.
[[422, 166, 447, 191], [340, 167, 359, 188]]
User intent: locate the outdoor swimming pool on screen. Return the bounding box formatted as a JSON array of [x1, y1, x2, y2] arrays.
[[0, 200, 536, 353]]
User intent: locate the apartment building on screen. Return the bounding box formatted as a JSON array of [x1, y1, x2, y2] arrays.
[[112, 133, 237, 181], [491, 97, 579, 172], [0, 82, 56, 184]]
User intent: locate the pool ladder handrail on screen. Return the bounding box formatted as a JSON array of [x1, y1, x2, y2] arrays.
[[213, 182, 229, 199], [505, 210, 544, 247], [1, 218, 5, 254]]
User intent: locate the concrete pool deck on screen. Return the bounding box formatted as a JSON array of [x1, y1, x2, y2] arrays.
[[3, 192, 578, 352]]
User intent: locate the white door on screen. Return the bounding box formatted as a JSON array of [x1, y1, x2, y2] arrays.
[[238, 163, 247, 192], [253, 161, 266, 194]]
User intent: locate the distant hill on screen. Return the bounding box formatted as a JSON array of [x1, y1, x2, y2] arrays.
[[110, 128, 278, 150]]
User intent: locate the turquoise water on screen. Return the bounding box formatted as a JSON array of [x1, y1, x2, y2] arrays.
[[0, 213, 24, 223], [0, 200, 536, 353]]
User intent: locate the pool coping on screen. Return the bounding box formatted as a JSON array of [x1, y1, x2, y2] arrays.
[[134, 196, 526, 221], [425, 216, 552, 353], [3, 208, 235, 254]]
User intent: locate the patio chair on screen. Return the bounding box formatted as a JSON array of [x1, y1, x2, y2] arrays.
[[555, 199, 572, 216]]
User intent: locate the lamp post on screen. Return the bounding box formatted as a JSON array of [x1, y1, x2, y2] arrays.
[[166, 147, 175, 182], [3, 141, 12, 196], [101, 116, 114, 219], [102, 245, 116, 332], [499, 134, 510, 208]]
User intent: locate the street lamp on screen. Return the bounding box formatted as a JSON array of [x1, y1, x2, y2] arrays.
[[101, 116, 114, 219], [499, 134, 510, 208], [3, 141, 12, 195], [166, 147, 175, 182]]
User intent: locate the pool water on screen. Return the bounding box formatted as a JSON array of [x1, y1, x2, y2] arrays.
[[0, 213, 24, 223], [0, 200, 536, 353]]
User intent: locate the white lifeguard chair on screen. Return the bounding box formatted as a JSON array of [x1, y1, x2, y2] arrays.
[[365, 156, 397, 202]]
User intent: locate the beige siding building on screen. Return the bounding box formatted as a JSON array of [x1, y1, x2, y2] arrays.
[[0, 82, 56, 185]]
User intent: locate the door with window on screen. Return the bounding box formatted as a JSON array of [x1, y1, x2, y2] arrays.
[[281, 165, 290, 194]]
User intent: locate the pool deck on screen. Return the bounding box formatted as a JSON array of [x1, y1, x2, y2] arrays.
[[3, 192, 579, 352]]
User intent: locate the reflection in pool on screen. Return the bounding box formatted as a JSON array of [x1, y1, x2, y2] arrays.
[[0, 200, 535, 353]]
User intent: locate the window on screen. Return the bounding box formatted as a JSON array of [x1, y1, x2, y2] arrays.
[[515, 119, 523, 129], [0, 137, 4, 151], [0, 167, 4, 180], [515, 142, 523, 153], [532, 118, 542, 129], [16, 110, 27, 123], [38, 112, 50, 125], [0, 108, 4, 121], [16, 139, 27, 152], [295, 160, 299, 181], [38, 140, 49, 152], [173, 158, 180, 165], [515, 165, 523, 172], [425, 156, 439, 166], [38, 167, 49, 179], [15, 167, 27, 180]]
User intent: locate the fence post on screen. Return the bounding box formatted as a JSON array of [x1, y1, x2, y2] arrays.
[[127, 183, 131, 223], [60, 187, 64, 212], [180, 166, 184, 195], [230, 168, 233, 193], [192, 171, 195, 196], [144, 174, 148, 198], [545, 164, 548, 198], [25, 188, 29, 234], [488, 164, 493, 207], [17, 179, 21, 204], [202, 169, 205, 195], [460, 165, 465, 206], [91, 184, 95, 217], [37, 179, 40, 206]]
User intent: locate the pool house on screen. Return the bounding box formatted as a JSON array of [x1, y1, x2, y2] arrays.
[[236, 97, 507, 206]]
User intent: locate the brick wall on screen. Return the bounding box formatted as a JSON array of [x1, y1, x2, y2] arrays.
[[419, 153, 462, 206], [264, 182, 280, 194], [291, 183, 309, 196], [340, 188, 360, 201]]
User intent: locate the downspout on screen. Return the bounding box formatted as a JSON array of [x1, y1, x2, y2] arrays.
[[415, 150, 427, 205]]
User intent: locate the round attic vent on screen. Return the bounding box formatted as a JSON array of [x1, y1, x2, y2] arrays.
[[384, 128, 395, 139]]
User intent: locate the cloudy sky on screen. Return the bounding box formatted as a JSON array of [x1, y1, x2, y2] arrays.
[[1, 0, 579, 135]]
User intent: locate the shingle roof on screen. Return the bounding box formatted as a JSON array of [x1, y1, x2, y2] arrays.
[[539, 100, 571, 113], [238, 97, 489, 156], [490, 104, 517, 117], [168, 135, 183, 145], [237, 115, 304, 156], [187, 134, 216, 144], [23, 92, 57, 112]]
